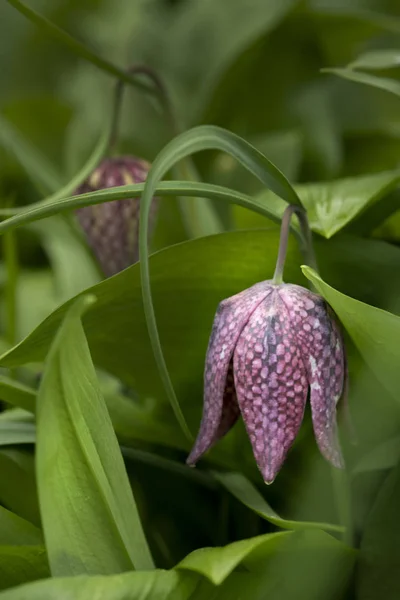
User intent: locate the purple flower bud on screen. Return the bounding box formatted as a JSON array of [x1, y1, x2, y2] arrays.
[[74, 156, 158, 277], [187, 282, 346, 484]]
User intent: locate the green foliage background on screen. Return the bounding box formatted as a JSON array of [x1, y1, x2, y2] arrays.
[[1, 0, 400, 598]]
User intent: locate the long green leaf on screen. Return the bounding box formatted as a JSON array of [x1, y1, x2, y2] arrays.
[[349, 49, 400, 70], [0, 450, 39, 525], [138, 125, 302, 439], [212, 471, 344, 534], [0, 570, 197, 600], [323, 68, 400, 98], [6, 0, 154, 95], [36, 295, 153, 576], [0, 377, 36, 413], [0, 506, 42, 546], [0, 422, 35, 446], [0, 181, 284, 233]]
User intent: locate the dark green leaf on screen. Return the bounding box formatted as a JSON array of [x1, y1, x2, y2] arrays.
[[357, 460, 400, 599], [0, 506, 42, 546], [353, 437, 400, 474], [0, 546, 49, 592], [0, 449, 39, 525], [36, 295, 153, 575]]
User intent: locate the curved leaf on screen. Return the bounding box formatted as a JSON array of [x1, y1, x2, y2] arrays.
[[0, 181, 284, 232], [0, 377, 35, 413], [138, 125, 302, 439], [0, 422, 35, 446], [212, 471, 344, 534], [302, 266, 400, 406], [36, 295, 153, 576]]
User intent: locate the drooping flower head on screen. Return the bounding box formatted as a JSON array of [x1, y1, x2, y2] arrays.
[[74, 156, 158, 277], [187, 206, 346, 483]]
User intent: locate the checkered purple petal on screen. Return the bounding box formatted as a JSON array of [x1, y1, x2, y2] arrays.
[[187, 281, 273, 465], [233, 289, 308, 483]]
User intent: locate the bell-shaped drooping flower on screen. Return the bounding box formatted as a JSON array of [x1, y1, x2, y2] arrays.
[[74, 156, 158, 277], [187, 206, 346, 484]]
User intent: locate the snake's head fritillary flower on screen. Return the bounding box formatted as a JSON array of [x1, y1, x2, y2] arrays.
[[187, 281, 346, 484], [74, 156, 158, 277]]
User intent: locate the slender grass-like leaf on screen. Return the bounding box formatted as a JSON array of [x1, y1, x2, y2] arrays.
[[212, 471, 344, 534], [0, 422, 36, 446], [349, 49, 400, 70], [0, 546, 49, 592], [138, 125, 302, 439], [6, 0, 154, 95], [0, 181, 285, 234], [0, 377, 35, 413], [323, 68, 400, 98], [36, 295, 153, 575]]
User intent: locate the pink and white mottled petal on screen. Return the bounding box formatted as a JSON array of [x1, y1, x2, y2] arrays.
[[233, 290, 308, 483], [278, 284, 344, 468], [187, 282, 273, 465]]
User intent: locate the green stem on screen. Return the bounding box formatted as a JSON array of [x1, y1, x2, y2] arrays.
[[331, 467, 353, 546], [273, 204, 318, 284], [109, 65, 178, 153]]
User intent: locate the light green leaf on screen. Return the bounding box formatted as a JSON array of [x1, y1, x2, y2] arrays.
[[357, 460, 400, 599], [138, 125, 301, 439], [323, 68, 400, 99], [349, 49, 400, 71], [0, 376, 35, 413], [0, 570, 196, 600], [0, 546, 49, 592], [302, 267, 400, 406], [36, 295, 153, 576], [256, 170, 400, 238], [212, 471, 344, 534], [0, 114, 63, 194], [0, 422, 35, 446], [176, 531, 289, 585], [0, 506, 42, 546]]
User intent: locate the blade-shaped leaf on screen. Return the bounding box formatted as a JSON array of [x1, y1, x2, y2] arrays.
[[0, 570, 197, 600], [212, 471, 344, 534], [349, 49, 400, 70], [0, 506, 42, 546], [323, 68, 400, 98], [0, 376, 35, 413], [36, 295, 153, 576], [302, 266, 400, 406], [176, 531, 289, 585], [0, 422, 35, 446], [138, 125, 302, 439]]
